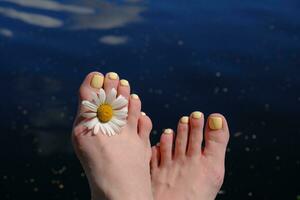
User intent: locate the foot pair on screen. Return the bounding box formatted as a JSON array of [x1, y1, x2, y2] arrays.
[[72, 72, 230, 200]]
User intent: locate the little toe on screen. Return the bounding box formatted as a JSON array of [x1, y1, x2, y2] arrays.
[[117, 79, 131, 99], [138, 112, 153, 143], [103, 72, 119, 93], [174, 116, 189, 159], [159, 129, 174, 167], [203, 114, 230, 162], [127, 94, 142, 129], [187, 111, 204, 157]]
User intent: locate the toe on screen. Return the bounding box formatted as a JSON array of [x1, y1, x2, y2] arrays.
[[174, 116, 189, 159], [75, 72, 104, 126], [79, 72, 104, 101], [187, 111, 204, 157], [103, 72, 119, 93], [151, 146, 159, 170], [118, 79, 131, 100], [203, 114, 230, 162], [127, 94, 141, 129], [159, 129, 174, 167], [138, 112, 153, 142]]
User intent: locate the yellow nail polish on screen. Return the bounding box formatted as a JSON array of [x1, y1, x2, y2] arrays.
[[131, 94, 139, 99], [120, 79, 129, 86], [192, 111, 202, 119], [141, 112, 146, 116], [90, 74, 104, 89], [108, 72, 119, 80], [164, 128, 173, 134], [180, 116, 189, 124], [209, 117, 223, 130]]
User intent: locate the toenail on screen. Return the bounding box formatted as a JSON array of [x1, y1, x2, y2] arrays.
[[90, 74, 104, 89], [180, 116, 189, 124], [141, 112, 146, 116], [209, 116, 223, 130], [108, 72, 119, 80], [192, 111, 202, 119], [164, 128, 173, 134], [131, 94, 139, 99], [120, 79, 129, 86], [156, 143, 160, 146]]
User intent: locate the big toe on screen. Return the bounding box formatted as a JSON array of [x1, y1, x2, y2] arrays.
[[75, 72, 104, 126], [203, 114, 230, 163]]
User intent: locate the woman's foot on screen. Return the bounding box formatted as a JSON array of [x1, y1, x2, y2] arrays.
[[72, 72, 153, 200], [151, 112, 230, 200]]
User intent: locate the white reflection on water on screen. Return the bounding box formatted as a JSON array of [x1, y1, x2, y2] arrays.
[[99, 35, 128, 45], [0, 0, 146, 30], [70, 1, 145, 30], [0, 27, 13, 37], [0, 7, 63, 28], [2, 0, 94, 14]]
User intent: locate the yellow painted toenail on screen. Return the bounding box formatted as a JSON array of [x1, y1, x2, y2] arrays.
[[90, 74, 104, 89], [164, 128, 173, 134], [131, 94, 139, 99], [141, 112, 146, 116], [108, 72, 119, 80], [209, 117, 223, 130], [180, 116, 189, 124], [120, 79, 129, 86], [192, 111, 202, 119]]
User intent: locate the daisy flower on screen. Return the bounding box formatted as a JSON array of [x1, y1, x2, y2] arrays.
[[81, 88, 128, 136]]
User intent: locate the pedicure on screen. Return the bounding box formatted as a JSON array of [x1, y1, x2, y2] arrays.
[[141, 112, 146, 116], [108, 72, 119, 80], [180, 116, 189, 124], [209, 116, 223, 130], [131, 94, 139, 99], [90, 74, 104, 89], [120, 79, 129, 86], [164, 128, 173, 134], [192, 111, 202, 119]]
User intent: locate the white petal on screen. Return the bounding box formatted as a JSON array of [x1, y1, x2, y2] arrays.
[[81, 112, 97, 119], [99, 89, 106, 104], [114, 106, 128, 113], [93, 122, 100, 134], [111, 95, 128, 109], [108, 121, 121, 134], [106, 124, 116, 136], [106, 88, 117, 104], [83, 118, 99, 129], [103, 123, 112, 136], [91, 92, 100, 106], [111, 117, 127, 127], [99, 123, 106, 135], [82, 100, 98, 112], [113, 112, 127, 119]]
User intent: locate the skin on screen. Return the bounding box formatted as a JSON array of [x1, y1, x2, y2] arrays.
[[72, 72, 153, 200], [72, 71, 230, 200], [150, 113, 230, 200]]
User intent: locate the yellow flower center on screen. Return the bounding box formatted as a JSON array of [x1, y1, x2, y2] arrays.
[[97, 104, 113, 123]]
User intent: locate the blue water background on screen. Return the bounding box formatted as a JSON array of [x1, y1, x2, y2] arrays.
[[0, 0, 299, 199]]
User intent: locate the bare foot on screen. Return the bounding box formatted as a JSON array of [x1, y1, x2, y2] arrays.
[[72, 72, 153, 200], [151, 112, 230, 200]]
